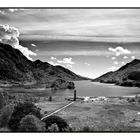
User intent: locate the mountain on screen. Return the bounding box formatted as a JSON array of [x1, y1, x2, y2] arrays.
[[0, 43, 88, 86], [92, 59, 140, 87]]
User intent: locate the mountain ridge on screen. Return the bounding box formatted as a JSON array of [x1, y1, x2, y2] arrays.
[[92, 59, 140, 87], [0, 42, 88, 86]]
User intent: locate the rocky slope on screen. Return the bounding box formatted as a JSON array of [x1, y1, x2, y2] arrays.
[[92, 59, 140, 87], [0, 43, 88, 86]]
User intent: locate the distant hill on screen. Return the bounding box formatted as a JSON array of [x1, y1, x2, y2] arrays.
[[92, 59, 140, 87], [0, 43, 88, 86]]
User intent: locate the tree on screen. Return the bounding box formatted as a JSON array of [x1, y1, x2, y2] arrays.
[[0, 104, 14, 128], [19, 114, 46, 132], [43, 115, 71, 132], [0, 93, 5, 109], [8, 102, 42, 131], [128, 71, 140, 81]]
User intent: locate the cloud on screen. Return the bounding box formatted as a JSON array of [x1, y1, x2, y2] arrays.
[[111, 57, 116, 60], [57, 57, 75, 67], [3, 9, 140, 42], [40, 50, 113, 56], [0, 24, 36, 61], [49, 57, 75, 68], [107, 66, 119, 71], [109, 46, 131, 56], [66, 64, 72, 68], [31, 43, 37, 47], [123, 56, 128, 59], [51, 56, 56, 60], [131, 56, 136, 59], [57, 57, 75, 65], [114, 61, 118, 65], [121, 61, 125, 65], [84, 62, 91, 66], [0, 10, 5, 15], [48, 61, 59, 66], [8, 9, 19, 12]]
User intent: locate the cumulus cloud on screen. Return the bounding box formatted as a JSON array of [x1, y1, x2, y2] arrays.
[[57, 57, 75, 65], [84, 62, 91, 66], [121, 61, 125, 65], [31, 43, 37, 47], [8, 9, 19, 12], [114, 61, 118, 65], [0, 24, 36, 61], [131, 56, 136, 59], [57, 57, 75, 67], [111, 57, 116, 60], [51, 56, 56, 60], [49, 57, 75, 68], [123, 56, 128, 59], [107, 66, 119, 71], [108, 46, 131, 56]]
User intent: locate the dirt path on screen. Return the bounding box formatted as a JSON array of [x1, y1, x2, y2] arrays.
[[41, 102, 74, 120]]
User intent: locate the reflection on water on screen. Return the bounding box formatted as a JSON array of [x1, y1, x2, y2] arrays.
[[1, 80, 140, 97]]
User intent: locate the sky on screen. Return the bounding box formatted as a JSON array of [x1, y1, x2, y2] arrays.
[[0, 9, 140, 78]]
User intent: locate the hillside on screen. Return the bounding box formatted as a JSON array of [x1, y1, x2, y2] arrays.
[[92, 59, 140, 87], [0, 43, 87, 86]]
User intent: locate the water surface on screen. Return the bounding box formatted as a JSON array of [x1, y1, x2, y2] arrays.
[[73, 81, 140, 97], [2, 80, 140, 97]]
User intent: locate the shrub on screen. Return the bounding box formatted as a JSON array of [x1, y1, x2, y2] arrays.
[[128, 71, 140, 81], [51, 79, 75, 90], [43, 115, 71, 132], [49, 71, 55, 75], [67, 82, 75, 89], [0, 127, 10, 132], [19, 114, 46, 132], [127, 98, 135, 103], [8, 102, 42, 131], [134, 82, 140, 87], [82, 126, 92, 132], [105, 80, 116, 84], [120, 81, 133, 87], [0, 104, 14, 128], [47, 123, 59, 132], [0, 93, 5, 109]]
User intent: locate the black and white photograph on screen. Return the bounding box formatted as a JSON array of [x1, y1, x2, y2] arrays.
[[1, 7, 140, 132]]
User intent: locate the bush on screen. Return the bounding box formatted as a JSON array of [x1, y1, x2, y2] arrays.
[[128, 71, 140, 81], [8, 102, 42, 131], [134, 82, 140, 87], [67, 82, 75, 89], [127, 98, 135, 103], [43, 115, 71, 132], [0, 93, 5, 109], [0, 104, 14, 128], [82, 126, 92, 132], [120, 81, 133, 87], [19, 114, 46, 132], [51, 79, 75, 90], [47, 123, 59, 132]]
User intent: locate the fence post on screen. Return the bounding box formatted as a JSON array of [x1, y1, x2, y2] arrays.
[[48, 96, 52, 101], [74, 90, 76, 101]]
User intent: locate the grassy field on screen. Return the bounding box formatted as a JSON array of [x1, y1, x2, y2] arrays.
[[37, 96, 140, 132]]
